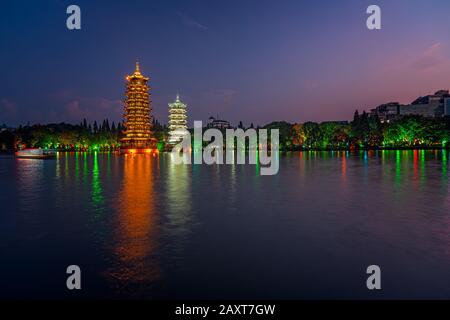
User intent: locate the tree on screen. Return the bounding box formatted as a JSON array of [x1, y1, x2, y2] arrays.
[[291, 123, 306, 148], [319, 122, 338, 148], [263, 121, 292, 150], [0, 130, 15, 151], [350, 110, 371, 148], [332, 126, 350, 148], [303, 122, 321, 149]]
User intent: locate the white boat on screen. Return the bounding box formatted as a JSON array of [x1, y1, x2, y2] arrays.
[[15, 148, 56, 159]]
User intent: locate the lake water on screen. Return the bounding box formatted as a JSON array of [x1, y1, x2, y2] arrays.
[[1, 150, 450, 299]]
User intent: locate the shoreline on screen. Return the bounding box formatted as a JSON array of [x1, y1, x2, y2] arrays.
[[2, 147, 450, 155]]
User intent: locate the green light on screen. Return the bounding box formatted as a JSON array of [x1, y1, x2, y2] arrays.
[[395, 150, 401, 187], [83, 152, 88, 183], [91, 152, 104, 209], [443, 150, 448, 177]]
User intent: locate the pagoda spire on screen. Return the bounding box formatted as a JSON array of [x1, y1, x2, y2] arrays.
[[134, 61, 142, 76]]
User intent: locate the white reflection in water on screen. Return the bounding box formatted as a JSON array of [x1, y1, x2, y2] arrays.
[[165, 153, 193, 263]]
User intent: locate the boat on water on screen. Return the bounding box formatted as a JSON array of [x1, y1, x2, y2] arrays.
[[15, 148, 56, 159]]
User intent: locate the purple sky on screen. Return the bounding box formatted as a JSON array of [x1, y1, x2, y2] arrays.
[[1, 0, 450, 127]]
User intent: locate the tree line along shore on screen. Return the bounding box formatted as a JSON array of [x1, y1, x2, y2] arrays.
[[1, 112, 450, 152]]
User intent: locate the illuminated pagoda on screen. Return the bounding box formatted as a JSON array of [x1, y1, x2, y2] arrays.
[[168, 94, 188, 144], [120, 62, 156, 153]]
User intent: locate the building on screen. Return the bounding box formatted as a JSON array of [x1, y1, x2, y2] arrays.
[[168, 94, 188, 144], [369, 90, 450, 121], [370, 102, 401, 123], [207, 116, 232, 130], [400, 90, 449, 118], [443, 97, 450, 116], [120, 62, 156, 152]]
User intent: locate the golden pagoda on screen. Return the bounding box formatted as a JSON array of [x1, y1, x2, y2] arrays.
[[120, 62, 157, 154]]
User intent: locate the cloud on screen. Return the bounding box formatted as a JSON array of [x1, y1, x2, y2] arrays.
[[63, 97, 122, 122], [381, 42, 450, 75], [411, 42, 450, 71], [0, 92, 123, 126], [47, 90, 122, 123], [177, 12, 207, 30]]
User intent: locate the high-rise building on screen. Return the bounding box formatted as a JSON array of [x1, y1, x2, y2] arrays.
[[120, 62, 156, 153], [168, 94, 188, 144]]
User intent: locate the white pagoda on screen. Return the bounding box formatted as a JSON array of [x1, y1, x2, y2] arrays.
[[168, 94, 188, 144]]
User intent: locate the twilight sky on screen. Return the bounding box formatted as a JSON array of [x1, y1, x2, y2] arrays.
[[1, 0, 450, 127]]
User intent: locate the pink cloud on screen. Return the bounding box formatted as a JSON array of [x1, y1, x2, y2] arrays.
[[412, 42, 450, 71], [381, 42, 450, 75], [47, 90, 123, 123], [64, 97, 122, 122]]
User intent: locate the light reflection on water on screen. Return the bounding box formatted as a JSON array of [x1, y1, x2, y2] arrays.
[[1, 150, 450, 299], [163, 153, 193, 268], [106, 154, 160, 292]]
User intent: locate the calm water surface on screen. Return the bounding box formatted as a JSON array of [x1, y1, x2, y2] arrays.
[[1, 150, 450, 299]]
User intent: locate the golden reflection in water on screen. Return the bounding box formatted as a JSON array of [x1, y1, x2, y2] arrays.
[[107, 154, 160, 286]]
